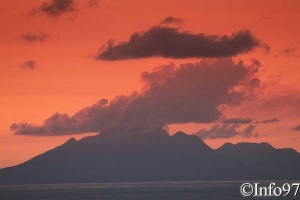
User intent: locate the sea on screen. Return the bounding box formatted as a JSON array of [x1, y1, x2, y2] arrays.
[[0, 181, 299, 200]]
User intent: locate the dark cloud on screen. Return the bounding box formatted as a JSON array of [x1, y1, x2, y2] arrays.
[[11, 58, 260, 136], [19, 60, 36, 69], [96, 26, 262, 60], [159, 16, 184, 25], [292, 125, 300, 131], [261, 118, 279, 123], [31, 0, 75, 18], [195, 124, 257, 139], [222, 117, 253, 124], [21, 32, 48, 43]]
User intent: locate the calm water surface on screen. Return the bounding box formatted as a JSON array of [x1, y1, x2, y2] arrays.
[[0, 181, 298, 200]]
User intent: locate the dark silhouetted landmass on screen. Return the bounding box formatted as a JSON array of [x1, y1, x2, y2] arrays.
[[0, 128, 299, 185], [216, 142, 300, 179]]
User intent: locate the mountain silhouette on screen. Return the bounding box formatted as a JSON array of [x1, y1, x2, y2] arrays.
[[217, 142, 300, 179], [0, 128, 300, 184]]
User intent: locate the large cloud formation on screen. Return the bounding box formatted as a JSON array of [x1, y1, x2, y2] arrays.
[[96, 26, 261, 60], [10, 58, 260, 136]]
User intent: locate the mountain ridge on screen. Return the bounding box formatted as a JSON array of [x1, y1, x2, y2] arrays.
[[0, 129, 300, 185]]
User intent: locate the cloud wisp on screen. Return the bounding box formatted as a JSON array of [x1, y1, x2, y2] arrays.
[[10, 58, 261, 136], [96, 26, 262, 60], [21, 32, 48, 43], [274, 48, 300, 58], [261, 118, 279, 123], [222, 117, 253, 124], [292, 125, 300, 131], [19, 60, 36, 69], [194, 124, 257, 140], [221, 117, 279, 124]]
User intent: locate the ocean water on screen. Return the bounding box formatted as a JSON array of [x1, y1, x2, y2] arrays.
[[0, 181, 298, 200]]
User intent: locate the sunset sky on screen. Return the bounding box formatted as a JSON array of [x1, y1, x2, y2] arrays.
[[1, 0, 300, 169]]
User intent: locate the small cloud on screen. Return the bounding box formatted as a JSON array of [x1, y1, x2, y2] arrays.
[[262, 43, 271, 54], [292, 124, 300, 131], [30, 0, 76, 18], [159, 16, 184, 25], [19, 60, 36, 69], [261, 118, 279, 123], [21, 32, 48, 43]]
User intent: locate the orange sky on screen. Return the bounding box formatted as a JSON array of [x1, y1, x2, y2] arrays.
[[1, 0, 300, 168]]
